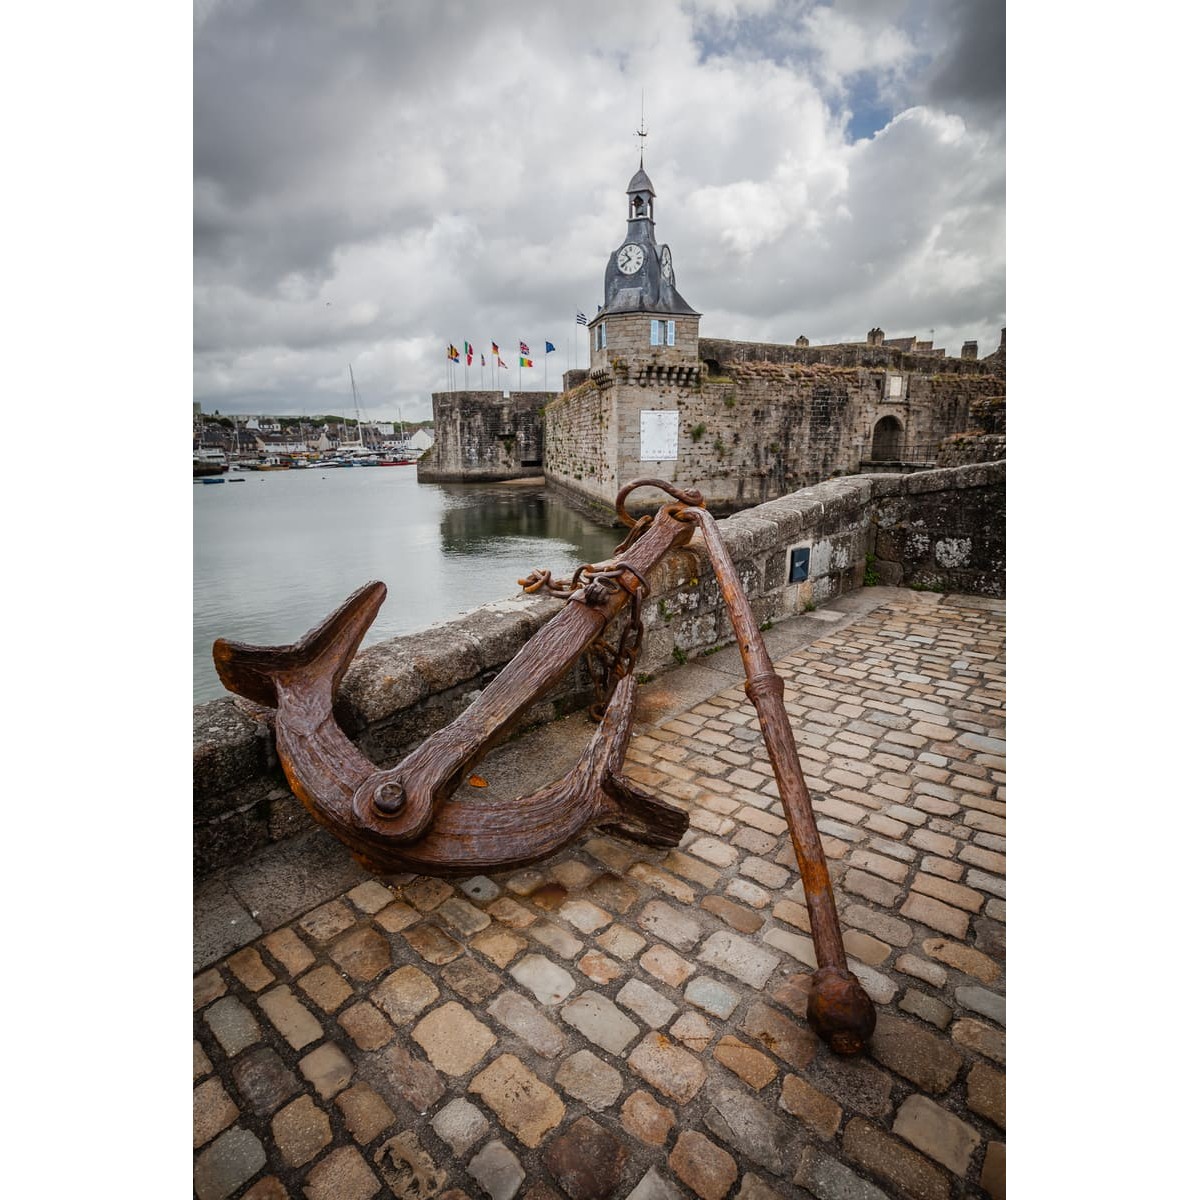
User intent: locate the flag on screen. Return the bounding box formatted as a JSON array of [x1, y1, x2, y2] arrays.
[[519, 356, 532, 368], [519, 340, 530, 355], [575, 311, 587, 325], [466, 342, 474, 366], [497, 357, 508, 369], [447, 344, 460, 362], [545, 341, 556, 354], [491, 341, 500, 356]]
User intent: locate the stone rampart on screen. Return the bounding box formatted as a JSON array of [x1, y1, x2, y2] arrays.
[[417, 390, 550, 482], [194, 461, 1004, 876]]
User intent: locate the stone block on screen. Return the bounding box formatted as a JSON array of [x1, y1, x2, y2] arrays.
[[628, 1034, 708, 1104], [271, 1095, 332, 1167], [698, 929, 781, 989], [411, 1001, 497, 1076], [467, 1140, 525, 1200], [336, 1083, 395, 1145], [431, 1096, 489, 1155], [298, 1041, 354, 1099], [544, 1116, 631, 1200], [893, 1094, 980, 1175], [303, 1145, 380, 1200], [870, 1012, 962, 1093], [193, 1127, 267, 1200], [669, 1130, 737, 1200], [469, 1053, 566, 1147], [842, 1117, 951, 1200], [510, 953, 577, 1006], [703, 1086, 802, 1177], [487, 989, 566, 1058]]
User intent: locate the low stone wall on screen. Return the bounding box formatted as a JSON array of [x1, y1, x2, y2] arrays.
[[194, 461, 1004, 876]]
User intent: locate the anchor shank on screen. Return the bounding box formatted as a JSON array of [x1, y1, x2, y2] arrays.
[[686, 505, 876, 1054], [395, 502, 694, 821]]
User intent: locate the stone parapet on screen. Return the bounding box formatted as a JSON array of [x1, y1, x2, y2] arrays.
[[195, 462, 1004, 876]]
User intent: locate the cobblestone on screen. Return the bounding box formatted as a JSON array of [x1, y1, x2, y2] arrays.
[[194, 1077, 239, 1148], [304, 1145, 379, 1200], [469, 1053, 566, 1147], [227, 947, 275, 992], [335, 1083, 394, 1144], [196, 592, 1005, 1200], [194, 1127, 267, 1200], [487, 989, 567, 1057], [556, 1049, 624, 1110], [843, 1117, 951, 1200], [261, 928, 315, 977], [431, 1096, 489, 1155], [562, 990, 641, 1055], [623, 1089, 675, 1145], [298, 1041, 354, 1098], [779, 1073, 842, 1140], [371, 965, 438, 1025], [204, 996, 261, 1057], [669, 1130, 737, 1200], [544, 1115, 630, 1200], [271, 1095, 332, 1166], [510, 953, 576, 1005], [467, 1139, 525, 1200], [411, 1001, 497, 1076]]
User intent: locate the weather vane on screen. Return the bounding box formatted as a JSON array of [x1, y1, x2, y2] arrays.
[[636, 90, 648, 167]]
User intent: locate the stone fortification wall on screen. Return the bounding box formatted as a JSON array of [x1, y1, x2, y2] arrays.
[[417, 390, 551, 482], [195, 461, 1003, 876], [545, 349, 1003, 514], [699, 336, 1001, 378], [541, 379, 618, 510]]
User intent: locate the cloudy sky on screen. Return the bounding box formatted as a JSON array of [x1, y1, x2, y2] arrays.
[[194, 0, 1005, 423]]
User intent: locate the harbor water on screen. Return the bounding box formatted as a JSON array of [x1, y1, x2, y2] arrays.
[[193, 468, 617, 704]]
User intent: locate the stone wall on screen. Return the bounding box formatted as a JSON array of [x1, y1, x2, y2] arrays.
[[544, 341, 1004, 514], [418, 390, 551, 482], [195, 461, 1004, 876]]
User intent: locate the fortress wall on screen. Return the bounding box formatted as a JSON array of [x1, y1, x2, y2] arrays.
[[195, 461, 1004, 876], [699, 336, 1004, 376], [542, 379, 618, 507], [417, 390, 551, 482]]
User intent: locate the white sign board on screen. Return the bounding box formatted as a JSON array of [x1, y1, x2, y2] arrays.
[[640, 409, 679, 460]]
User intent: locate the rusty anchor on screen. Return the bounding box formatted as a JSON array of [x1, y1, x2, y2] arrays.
[[212, 479, 875, 1053]]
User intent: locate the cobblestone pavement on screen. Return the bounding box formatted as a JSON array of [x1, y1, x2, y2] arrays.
[[194, 591, 1005, 1200]]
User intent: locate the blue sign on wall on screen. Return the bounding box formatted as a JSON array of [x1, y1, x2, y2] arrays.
[[789, 546, 810, 583]]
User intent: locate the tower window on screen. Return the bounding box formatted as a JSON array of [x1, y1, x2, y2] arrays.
[[595, 322, 607, 351], [650, 319, 676, 347]]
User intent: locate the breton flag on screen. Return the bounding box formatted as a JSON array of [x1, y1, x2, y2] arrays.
[[466, 342, 474, 365], [447, 344, 460, 362], [545, 341, 556, 354], [519, 356, 533, 368], [519, 340, 531, 355], [575, 311, 587, 325], [491, 341, 501, 356]]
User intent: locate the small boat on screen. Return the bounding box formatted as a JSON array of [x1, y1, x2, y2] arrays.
[[200, 477, 226, 485]]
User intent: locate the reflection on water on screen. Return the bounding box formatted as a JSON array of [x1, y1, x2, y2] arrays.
[[439, 486, 612, 554], [193, 470, 617, 704]]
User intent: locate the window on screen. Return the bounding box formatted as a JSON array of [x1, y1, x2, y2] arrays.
[[595, 322, 606, 351], [650, 319, 676, 347]]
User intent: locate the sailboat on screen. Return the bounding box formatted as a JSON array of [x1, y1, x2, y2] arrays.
[[342, 365, 379, 465]]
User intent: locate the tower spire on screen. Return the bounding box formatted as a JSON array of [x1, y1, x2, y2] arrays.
[[636, 91, 647, 168]]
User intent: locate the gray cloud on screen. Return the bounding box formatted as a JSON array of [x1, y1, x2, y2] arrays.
[[194, 0, 1004, 422]]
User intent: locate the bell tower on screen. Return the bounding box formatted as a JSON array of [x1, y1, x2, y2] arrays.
[[589, 158, 701, 384]]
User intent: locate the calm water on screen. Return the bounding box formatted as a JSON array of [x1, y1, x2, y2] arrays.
[[193, 468, 617, 703]]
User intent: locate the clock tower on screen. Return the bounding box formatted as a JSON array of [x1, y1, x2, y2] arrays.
[[589, 161, 701, 386]]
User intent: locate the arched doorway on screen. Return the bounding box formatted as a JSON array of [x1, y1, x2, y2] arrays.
[[872, 416, 904, 460]]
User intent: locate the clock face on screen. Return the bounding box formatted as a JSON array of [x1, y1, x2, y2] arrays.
[[660, 246, 673, 284], [617, 243, 645, 274]]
